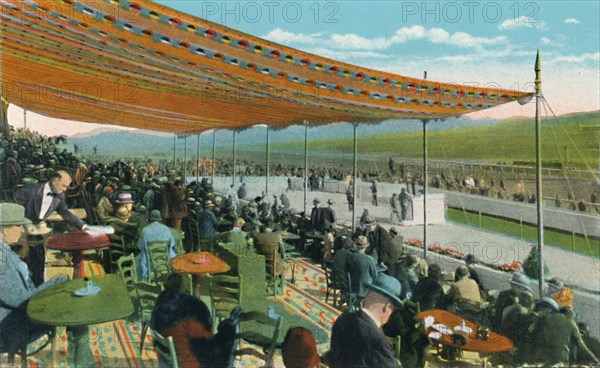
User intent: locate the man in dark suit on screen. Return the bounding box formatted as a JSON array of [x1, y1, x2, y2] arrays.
[[15, 170, 87, 285], [329, 273, 402, 368]]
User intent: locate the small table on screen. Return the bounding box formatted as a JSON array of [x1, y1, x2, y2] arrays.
[[172, 252, 231, 295], [27, 275, 134, 366], [47, 231, 111, 278], [171, 251, 231, 275], [415, 309, 513, 354]]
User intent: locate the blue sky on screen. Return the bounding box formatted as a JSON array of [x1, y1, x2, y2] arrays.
[[13, 1, 599, 135]]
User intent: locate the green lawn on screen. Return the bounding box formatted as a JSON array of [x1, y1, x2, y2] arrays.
[[446, 208, 599, 258], [271, 111, 599, 171]]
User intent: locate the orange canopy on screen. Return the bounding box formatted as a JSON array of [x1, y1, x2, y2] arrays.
[[1, 0, 531, 133]]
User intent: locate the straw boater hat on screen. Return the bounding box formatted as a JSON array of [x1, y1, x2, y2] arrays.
[[26, 221, 52, 236], [204, 200, 215, 208], [367, 274, 403, 307], [356, 235, 369, 249]]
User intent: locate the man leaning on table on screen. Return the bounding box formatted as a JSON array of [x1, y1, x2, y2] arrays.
[[14, 170, 88, 286], [0, 203, 68, 354]]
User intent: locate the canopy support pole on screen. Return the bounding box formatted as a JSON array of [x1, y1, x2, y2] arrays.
[[232, 130, 237, 185], [265, 126, 270, 195], [535, 50, 545, 296], [304, 120, 308, 217], [422, 120, 428, 260], [183, 135, 187, 183], [196, 134, 200, 182], [212, 130, 216, 184], [23, 110, 27, 130], [352, 123, 358, 231], [173, 134, 176, 171]]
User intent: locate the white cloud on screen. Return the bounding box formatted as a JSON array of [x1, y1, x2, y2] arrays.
[[564, 18, 580, 24], [264, 25, 506, 53], [498, 16, 547, 30], [261, 28, 322, 45], [329, 33, 389, 50], [541, 36, 551, 45], [547, 52, 600, 64], [305, 48, 394, 61]]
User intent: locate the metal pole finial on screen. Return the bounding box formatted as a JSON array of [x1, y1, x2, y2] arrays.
[[535, 49, 541, 93]]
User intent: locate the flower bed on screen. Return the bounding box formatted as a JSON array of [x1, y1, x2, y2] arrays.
[[429, 242, 465, 260], [405, 238, 522, 272]]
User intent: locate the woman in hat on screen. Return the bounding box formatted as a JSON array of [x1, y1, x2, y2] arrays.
[[0, 203, 68, 353], [282, 327, 322, 368]]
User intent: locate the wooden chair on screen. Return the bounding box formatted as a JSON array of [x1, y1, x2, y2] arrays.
[[147, 240, 171, 284], [186, 220, 200, 252], [208, 274, 242, 328], [151, 330, 179, 368], [116, 253, 139, 301], [138, 282, 163, 352], [236, 310, 282, 368], [322, 263, 340, 307]]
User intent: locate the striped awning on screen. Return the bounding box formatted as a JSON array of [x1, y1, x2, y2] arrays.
[[1, 0, 532, 133]]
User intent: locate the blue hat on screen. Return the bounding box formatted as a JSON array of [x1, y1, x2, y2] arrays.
[[367, 274, 403, 307]]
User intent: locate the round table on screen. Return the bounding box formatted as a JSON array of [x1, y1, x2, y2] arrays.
[[171, 251, 231, 275], [45, 208, 87, 222], [414, 309, 513, 354], [27, 274, 134, 367], [47, 231, 111, 278]]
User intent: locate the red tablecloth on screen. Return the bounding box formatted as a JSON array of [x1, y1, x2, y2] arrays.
[[47, 231, 110, 251], [47, 231, 111, 278]]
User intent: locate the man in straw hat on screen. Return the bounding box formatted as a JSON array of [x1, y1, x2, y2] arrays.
[[0, 203, 68, 353], [15, 170, 87, 286], [329, 273, 403, 368], [136, 210, 177, 281]]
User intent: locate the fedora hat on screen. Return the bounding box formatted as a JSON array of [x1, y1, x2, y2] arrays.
[[0, 203, 33, 226], [389, 226, 398, 235], [327, 199, 334, 205], [313, 198, 320, 204], [356, 235, 369, 249], [115, 192, 134, 204], [149, 210, 162, 222], [509, 272, 532, 291], [367, 274, 403, 307]]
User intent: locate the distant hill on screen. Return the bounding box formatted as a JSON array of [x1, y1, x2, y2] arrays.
[[70, 111, 599, 170], [70, 115, 503, 156]]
